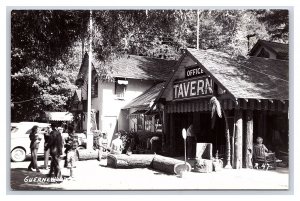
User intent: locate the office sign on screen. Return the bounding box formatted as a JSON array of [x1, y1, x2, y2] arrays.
[[185, 66, 205, 78], [173, 76, 213, 100]]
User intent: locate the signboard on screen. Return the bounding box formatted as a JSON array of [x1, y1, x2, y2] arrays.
[[173, 76, 213, 100], [185, 66, 205, 78]]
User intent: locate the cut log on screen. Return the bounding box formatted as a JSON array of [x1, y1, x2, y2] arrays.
[[107, 154, 155, 168], [152, 155, 191, 174], [77, 149, 99, 161]]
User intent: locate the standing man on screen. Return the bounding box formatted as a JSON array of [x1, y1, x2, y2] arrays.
[[44, 127, 51, 170], [186, 124, 197, 159], [45, 123, 63, 181]]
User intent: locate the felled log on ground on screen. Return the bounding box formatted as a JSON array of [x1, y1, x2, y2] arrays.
[[152, 155, 191, 174], [77, 149, 99, 161], [107, 154, 155, 168]]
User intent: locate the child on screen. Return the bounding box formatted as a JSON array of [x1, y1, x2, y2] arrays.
[[97, 133, 108, 164], [64, 126, 79, 179]]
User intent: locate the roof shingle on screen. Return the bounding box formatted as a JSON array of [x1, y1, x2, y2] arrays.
[[187, 48, 289, 100], [108, 55, 177, 81]]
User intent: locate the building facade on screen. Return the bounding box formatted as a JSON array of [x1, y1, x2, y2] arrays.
[[151, 43, 289, 169], [70, 53, 176, 144]]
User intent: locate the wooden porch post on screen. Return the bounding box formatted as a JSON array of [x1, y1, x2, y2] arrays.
[[234, 109, 243, 169], [162, 109, 168, 151], [169, 113, 175, 156], [244, 110, 253, 168]]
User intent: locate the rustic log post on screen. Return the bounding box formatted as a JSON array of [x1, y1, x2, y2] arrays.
[[234, 109, 243, 169], [162, 109, 167, 152], [169, 113, 175, 155], [244, 110, 253, 168]]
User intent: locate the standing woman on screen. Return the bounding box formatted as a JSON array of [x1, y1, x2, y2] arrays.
[[28, 125, 41, 172]]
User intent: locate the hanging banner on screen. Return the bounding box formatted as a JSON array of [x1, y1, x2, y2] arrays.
[[173, 76, 213, 100]]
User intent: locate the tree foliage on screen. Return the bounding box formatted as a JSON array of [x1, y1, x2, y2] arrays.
[[11, 9, 289, 121]]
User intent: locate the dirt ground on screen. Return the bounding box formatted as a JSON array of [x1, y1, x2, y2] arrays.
[[10, 157, 289, 191]]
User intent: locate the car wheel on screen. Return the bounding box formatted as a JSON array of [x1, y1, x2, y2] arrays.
[[11, 148, 26, 162]]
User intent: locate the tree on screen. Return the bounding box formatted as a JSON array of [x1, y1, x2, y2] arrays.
[[256, 9, 289, 43], [11, 9, 288, 121], [11, 10, 89, 121]]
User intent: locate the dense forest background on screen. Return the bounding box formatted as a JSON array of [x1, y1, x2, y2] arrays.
[[11, 9, 289, 121]]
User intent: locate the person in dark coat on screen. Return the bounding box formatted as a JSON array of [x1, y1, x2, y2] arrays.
[[28, 125, 41, 172], [45, 123, 63, 180]]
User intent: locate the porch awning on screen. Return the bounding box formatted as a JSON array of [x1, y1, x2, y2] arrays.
[[45, 112, 74, 121]]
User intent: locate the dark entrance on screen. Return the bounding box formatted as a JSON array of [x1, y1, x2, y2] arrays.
[[171, 111, 226, 157]]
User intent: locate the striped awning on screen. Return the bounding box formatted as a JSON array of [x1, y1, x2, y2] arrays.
[[45, 112, 74, 121], [165, 99, 288, 113]]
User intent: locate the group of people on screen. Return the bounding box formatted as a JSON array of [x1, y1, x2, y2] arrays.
[[27, 123, 125, 181], [95, 131, 124, 164], [27, 123, 79, 181]]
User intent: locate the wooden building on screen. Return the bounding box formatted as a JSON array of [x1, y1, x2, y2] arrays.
[[152, 45, 289, 169], [70, 53, 176, 144]]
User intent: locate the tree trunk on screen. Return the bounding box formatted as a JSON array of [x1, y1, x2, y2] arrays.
[[234, 109, 243, 169], [244, 110, 253, 168], [152, 155, 191, 174], [107, 154, 155, 168], [77, 149, 99, 160], [222, 108, 232, 169]]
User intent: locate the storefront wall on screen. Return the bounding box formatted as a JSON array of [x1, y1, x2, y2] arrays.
[[164, 102, 289, 168]]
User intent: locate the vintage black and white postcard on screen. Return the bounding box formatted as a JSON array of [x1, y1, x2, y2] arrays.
[[10, 8, 290, 191]]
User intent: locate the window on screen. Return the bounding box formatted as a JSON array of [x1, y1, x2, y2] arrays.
[[154, 115, 162, 132], [145, 115, 153, 132], [92, 77, 98, 98], [115, 79, 128, 99], [137, 114, 144, 131]]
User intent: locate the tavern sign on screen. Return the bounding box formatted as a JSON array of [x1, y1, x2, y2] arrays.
[[173, 76, 213, 100]]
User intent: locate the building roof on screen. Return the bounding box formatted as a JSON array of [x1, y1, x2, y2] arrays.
[[187, 48, 289, 100], [44, 112, 74, 121], [249, 40, 289, 60], [123, 82, 165, 109], [77, 53, 177, 82], [107, 55, 177, 81]]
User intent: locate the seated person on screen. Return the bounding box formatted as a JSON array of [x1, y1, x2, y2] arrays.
[[253, 137, 276, 169], [254, 137, 272, 155]]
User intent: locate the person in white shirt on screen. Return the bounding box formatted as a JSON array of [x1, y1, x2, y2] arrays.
[[110, 132, 123, 154]]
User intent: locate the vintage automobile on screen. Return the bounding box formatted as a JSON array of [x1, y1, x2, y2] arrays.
[[10, 122, 87, 162]]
